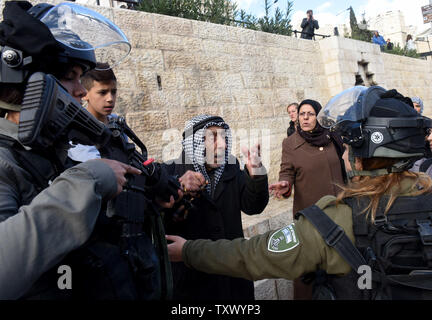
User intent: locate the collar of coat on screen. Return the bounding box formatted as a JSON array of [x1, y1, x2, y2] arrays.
[[291, 131, 308, 150], [0, 117, 31, 150]]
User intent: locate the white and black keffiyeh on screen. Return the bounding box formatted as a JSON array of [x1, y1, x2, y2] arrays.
[[182, 114, 232, 196]]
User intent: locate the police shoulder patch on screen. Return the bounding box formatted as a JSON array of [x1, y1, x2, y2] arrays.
[[267, 223, 300, 253]]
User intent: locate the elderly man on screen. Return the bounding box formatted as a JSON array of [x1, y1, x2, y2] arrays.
[[163, 114, 269, 300]]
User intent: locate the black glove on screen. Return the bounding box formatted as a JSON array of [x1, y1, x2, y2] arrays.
[[148, 163, 181, 203]]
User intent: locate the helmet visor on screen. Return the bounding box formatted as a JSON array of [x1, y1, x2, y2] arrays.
[[39, 3, 131, 69], [317, 86, 367, 129]]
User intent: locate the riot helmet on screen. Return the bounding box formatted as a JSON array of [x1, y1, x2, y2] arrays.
[[0, 1, 131, 149], [0, 1, 130, 86], [317, 86, 432, 177]]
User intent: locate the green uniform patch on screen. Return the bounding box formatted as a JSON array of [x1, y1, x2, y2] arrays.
[[267, 223, 299, 253]]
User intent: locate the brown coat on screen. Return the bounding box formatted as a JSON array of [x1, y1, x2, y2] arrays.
[[279, 131, 345, 215]]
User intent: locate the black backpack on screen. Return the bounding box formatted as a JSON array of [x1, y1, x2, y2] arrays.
[[296, 194, 432, 300]]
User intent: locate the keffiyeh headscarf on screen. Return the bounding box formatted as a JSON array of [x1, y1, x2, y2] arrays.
[[182, 114, 232, 196], [411, 97, 424, 114]]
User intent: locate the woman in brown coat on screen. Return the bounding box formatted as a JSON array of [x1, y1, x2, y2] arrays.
[[269, 99, 346, 299]]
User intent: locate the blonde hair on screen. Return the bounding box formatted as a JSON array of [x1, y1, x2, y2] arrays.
[[286, 102, 298, 112], [335, 158, 432, 222]]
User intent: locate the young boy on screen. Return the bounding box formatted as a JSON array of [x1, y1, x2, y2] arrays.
[[81, 62, 118, 124], [68, 63, 119, 162]]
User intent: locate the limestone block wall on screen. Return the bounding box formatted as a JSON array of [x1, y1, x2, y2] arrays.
[[108, 11, 329, 186], [2, 3, 432, 172], [318, 36, 432, 117], [1, 0, 327, 186], [318, 37, 384, 97], [381, 53, 432, 118]]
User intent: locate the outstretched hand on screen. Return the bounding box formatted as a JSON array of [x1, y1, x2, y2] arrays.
[[268, 181, 291, 199], [241, 144, 265, 177], [166, 235, 187, 262]]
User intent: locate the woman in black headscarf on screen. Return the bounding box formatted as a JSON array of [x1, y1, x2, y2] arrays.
[[295, 100, 345, 161], [269, 99, 346, 300]]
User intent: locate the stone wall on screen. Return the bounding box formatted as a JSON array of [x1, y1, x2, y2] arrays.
[[110, 11, 328, 187], [3, 1, 432, 300], [6, 1, 431, 179], [318, 36, 432, 118]]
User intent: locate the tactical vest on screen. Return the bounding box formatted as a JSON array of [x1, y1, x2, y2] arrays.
[[297, 193, 432, 300], [0, 134, 62, 194], [0, 129, 170, 300]]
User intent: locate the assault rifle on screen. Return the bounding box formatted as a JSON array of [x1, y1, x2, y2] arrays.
[[102, 116, 180, 300], [19, 71, 182, 299]]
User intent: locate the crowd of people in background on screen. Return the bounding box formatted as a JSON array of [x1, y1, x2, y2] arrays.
[[371, 30, 419, 53], [296, 9, 418, 55], [371, 31, 415, 52]]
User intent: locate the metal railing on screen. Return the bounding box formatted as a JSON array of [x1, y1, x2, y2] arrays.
[[293, 30, 330, 40]]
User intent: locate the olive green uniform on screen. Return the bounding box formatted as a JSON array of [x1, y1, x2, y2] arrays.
[[182, 178, 418, 281]]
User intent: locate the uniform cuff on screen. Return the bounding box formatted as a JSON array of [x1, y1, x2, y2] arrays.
[[182, 240, 193, 267], [74, 160, 118, 200]]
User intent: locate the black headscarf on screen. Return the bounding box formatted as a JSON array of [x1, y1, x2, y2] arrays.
[[297, 99, 345, 158]]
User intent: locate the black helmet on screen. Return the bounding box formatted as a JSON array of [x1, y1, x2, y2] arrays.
[[27, 3, 97, 74], [318, 86, 432, 176], [0, 1, 130, 85]]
